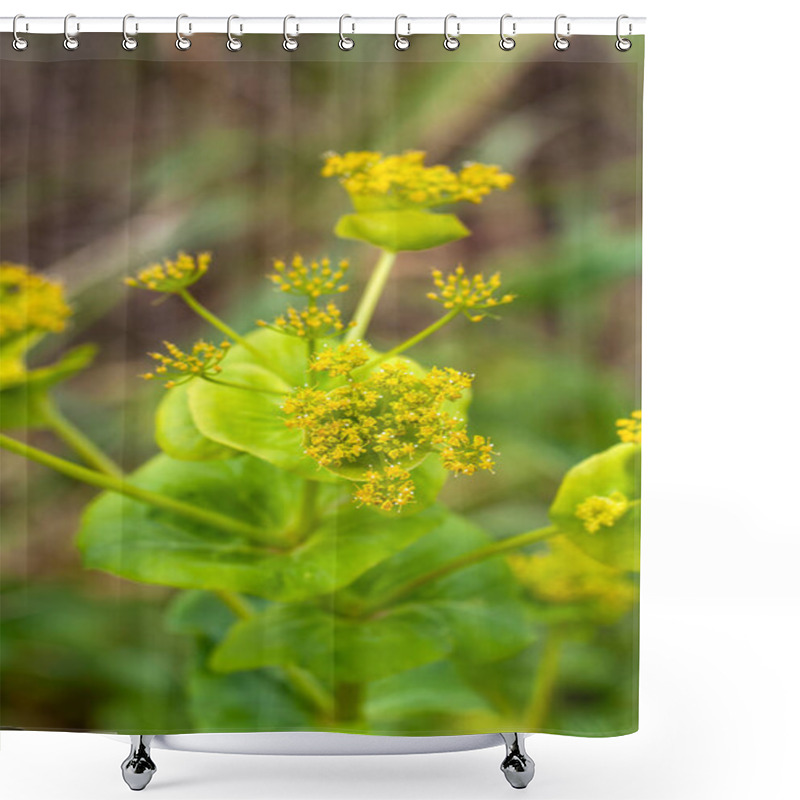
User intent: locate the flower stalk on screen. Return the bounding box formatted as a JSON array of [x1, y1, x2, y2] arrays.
[[345, 249, 397, 342]]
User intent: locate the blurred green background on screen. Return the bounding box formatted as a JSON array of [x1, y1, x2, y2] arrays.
[[0, 34, 641, 731]]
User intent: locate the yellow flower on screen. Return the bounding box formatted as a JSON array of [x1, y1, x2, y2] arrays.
[[427, 265, 515, 321], [0, 263, 71, 341], [282, 360, 493, 510], [310, 341, 370, 377], [143, 340, 230, 388], [575, 491, 630, 534], [269, 255, 350, 299], [125, 252, 210, 293], [322, 150, 514, 210], [353, 465, 416, 512], [616, 410, 642, 444], [258, 302, 350, 340], [508, 535, 638, 622]]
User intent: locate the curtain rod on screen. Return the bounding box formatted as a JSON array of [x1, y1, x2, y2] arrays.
[[1, 16, 646, 37]]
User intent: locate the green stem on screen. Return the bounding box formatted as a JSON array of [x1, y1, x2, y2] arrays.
[[0, 432, 283, 547], [178, 289, 270, 366], [40, 400, 123, 479], [345, 250, 397, 342], [201, 375, 287, 395], [215, 590, 256, 620], [525, 629, 565, 731], [353, 309, 459, 376], [359, 524, 560, 614]]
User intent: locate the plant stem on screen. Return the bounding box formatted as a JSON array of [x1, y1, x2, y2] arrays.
[[215, 590, 255, 620], [353, 309, 460, 376], [178, 289, 270, 366], [345, 250, 397, 342], [0, 432, 283, 546], [361, 524, 560, 613], [525, 628, 565, 731], [40, 400, 123, 479]]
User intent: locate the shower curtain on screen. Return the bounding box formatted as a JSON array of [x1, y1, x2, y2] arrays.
[[0, 32, 643, 738]]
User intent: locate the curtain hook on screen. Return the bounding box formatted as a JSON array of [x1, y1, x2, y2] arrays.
[[63, 13, 79, 51], [499, 14, 516, 50], [339, 14, 355, 50], [443, 14, 460, 51], [615, 15, 632, 51], [175, 14, 192, 50], [227, 15, 243, 51], [394, 15, 410, 51], [122, 14, 138, 51], [553, 14, 570, 51], [283, 15, 299, 51], [12, 14, 28, 51]]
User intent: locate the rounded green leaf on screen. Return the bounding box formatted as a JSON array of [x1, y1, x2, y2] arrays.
[[549, 443, 641, 571], [155, 382, 237, 461], [76, 453, 445, 602], [334, 210, 469, 252]]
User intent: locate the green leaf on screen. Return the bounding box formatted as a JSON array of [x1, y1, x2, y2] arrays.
[[155, 382, 238, 461], [186, 646, 314, 730], [76, 453, 444, 602], [187, 362, 335, 481], [549, 442, 640, 571], [334, 210, 469, 252], [210, 602, 450, 683], [349, 514, 537, 664], [0, 344, 96, 430]]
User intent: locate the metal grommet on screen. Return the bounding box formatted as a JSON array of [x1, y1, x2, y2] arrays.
[[176, 14, 191, 50], [499, 14, 516, 50], [227, 15, 243, 51], [12, 14, 28, 51], [553, 14, 570, 51], [394, 15, 410, 51], [443, 14, 460, 51], [122, 14, 138, 51], [339, 14, 355, 50], [283, 15, 299, 51], [615, 15, 632, 51], [63, 13, 79, 51]]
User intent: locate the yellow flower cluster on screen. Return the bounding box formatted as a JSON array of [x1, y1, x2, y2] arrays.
[[259, 302, 350, 339], [0, 263, 71, 340], [427, 266, 515, 321], [575, 491, 630, 534], [616, 410, 642, 444], [508, 536, 638, 621], [143, 340, 230, 388], [322, 150, 514, 208], [354, 465, 416, 512], [270, 255, 350, 299], [126, 252, 210, 293], [310, 341, 370, 377], [282, 355, 494, 510]]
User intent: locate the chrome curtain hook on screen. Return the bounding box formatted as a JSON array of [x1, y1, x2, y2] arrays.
[[339, 15, 355, 50], [615, 14, 632, 51], [394, 15, 410, 51], [227, 15, 243, 51], [499, 14, 516, 50], [63, 13, 79, 51], [443, 14, 460, 51], [176, 14, 191, 50], [553, 14, 570, 51], [283, 15, 299, 51], [12, 14, 28, 51], [122, 14, 138, 51]]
